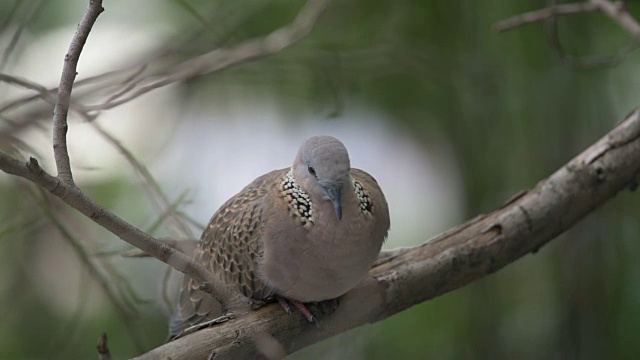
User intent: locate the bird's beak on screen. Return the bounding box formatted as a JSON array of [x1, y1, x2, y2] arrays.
[[325, 186, 342, 220]]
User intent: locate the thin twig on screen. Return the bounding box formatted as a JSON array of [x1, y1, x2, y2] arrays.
[[52, 0, 104, 184], [0, 73, 58, 105], [84, 0, 331, 111], [0, 152, 230, 304], [493, 2, 599, 32], [31, 187, 146, 351], [0, 0, 330, 138], [0, 65, 141, 116], [0, 0, 47, 70], [591, 0, 640, 41], [91, 122, 194, 239], [545, 0, 639, 68], [0, 0, 333, 315], [495, 0, 640, 68]]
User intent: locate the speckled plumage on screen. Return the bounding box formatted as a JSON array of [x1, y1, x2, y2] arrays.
[[170, 136, 390, 337]]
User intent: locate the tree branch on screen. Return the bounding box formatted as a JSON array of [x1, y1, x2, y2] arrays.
[[0, 0, 240, 314], [0, 0, 334, 317], [0, 0, 330, 139], [591, 0, 640, 41], [82, 0, 331, 111], [52, 0, 104, 184], [544, 0, 639, 68], [494, 0, 640, 40], [0, 152, 221, 299], [135, 109, 640, 359]]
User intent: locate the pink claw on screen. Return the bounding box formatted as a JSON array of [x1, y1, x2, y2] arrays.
[[291, 299, 316, 323], [277, 296, 292, 314], [276, 296, 318, 326]]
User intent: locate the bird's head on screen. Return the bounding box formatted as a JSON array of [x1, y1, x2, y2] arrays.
[[293, 136, 351, 220]]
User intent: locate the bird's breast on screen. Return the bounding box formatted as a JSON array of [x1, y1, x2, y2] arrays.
[[260, 190, 383, 302]]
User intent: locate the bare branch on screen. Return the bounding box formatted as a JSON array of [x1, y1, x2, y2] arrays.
[[544, 0, 639, 68], [0, 0, 335, 318], [591, 0, 640, 41], [97, 333, 112, 360], [0, 0, 47, 70], [83, 0, 331, 111], [29, 187, 145, 351], [52, 0, 104, 184], [0, 73, 53, 101], [495, 0, 640, 42], [135, 110, 640, 359], [493, 2, 598, 32], [91, 122, 194, 239], [0, 0, 330, 140], [0, 153, 223, 300], [495, 0, 640, 68]]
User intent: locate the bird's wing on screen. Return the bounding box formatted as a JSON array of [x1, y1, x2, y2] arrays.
[[169, 169, 286, 337]]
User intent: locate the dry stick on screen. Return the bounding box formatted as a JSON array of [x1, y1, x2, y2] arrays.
[[91, 122, 194, 238], [52, 0, 104, 184], [0, 0, 330, 138], [0, 66, 137, 116], [0, 0, 333, 312], [134, 110, 640, 360], [495, 0, 640, 39], [91, 121, 196, 316], [83, 0, 331, 111], [494, 0, 640, 68], [0, 73, 53, 99], [0, 0, 47, 70], [544, 0, 639, 68], [48, 0, 226, 312], [591, 0, 640, 41], [0, 152, 230, 302], [33, 189, 146, 351], [493, 2, 598, 32]]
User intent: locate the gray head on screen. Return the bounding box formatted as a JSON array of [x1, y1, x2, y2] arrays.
[[293, 136, 351, 220]]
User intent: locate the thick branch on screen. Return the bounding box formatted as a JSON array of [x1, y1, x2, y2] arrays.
[[493, 2, 598, 32], [52, 0, 103, 184], [136, 110, 640, 359]]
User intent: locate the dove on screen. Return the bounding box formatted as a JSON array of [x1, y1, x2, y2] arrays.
[[170, 135, 389, 337]]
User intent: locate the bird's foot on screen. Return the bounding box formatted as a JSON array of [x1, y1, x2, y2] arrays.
[[276, 296, 292, 314], [276, 296, 319, 327]]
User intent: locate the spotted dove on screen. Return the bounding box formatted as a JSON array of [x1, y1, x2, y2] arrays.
[[169, 135, 390, 337]]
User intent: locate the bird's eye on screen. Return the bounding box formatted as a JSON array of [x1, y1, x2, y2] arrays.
[[308, 165, 316, 176]]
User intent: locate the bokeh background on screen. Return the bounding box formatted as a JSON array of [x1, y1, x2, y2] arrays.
[[1, 0, 639, 359]]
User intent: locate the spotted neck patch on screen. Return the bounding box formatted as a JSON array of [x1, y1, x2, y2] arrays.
[[353, 179, 373, 215], [280, 169, 314, 227]]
